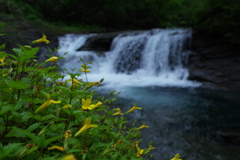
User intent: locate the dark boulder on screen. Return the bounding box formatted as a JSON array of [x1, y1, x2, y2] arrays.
[[76, 30, 144, 52], [188, 31, 240, 90]]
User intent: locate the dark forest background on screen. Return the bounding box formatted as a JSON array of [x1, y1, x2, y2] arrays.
[[0, 0, 240, 43]]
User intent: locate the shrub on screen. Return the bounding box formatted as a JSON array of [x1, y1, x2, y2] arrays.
[[0, 33, 182, 160], [0, 33, 158, 160]]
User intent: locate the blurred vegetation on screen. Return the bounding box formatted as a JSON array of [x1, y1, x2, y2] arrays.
[[0, 0, 239, 42], [0, 32, 160, 160]]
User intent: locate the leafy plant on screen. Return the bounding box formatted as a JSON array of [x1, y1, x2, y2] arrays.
[[0, 33, 171, 160]]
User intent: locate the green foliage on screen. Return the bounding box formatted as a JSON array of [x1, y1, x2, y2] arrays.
[[0, 22, 4, 33], [1, 0, 240, 43], [0, 34, 159, 159], [0, 0, 23, 15]]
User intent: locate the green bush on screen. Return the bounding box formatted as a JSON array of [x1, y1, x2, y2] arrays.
[[0, 34, 182, 160], [0, 33, 157, 160]]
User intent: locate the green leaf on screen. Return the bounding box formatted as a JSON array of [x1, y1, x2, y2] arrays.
[[0, 118, 4, 134], [50, 123, 65, 132], [112, 152, 122, 160], [6, 127, 38, 141], [11, 111, 21, 119], [25, 67, 38, 72], [0, 50, 6, 56], [5, 80, 30, 89], [42, 156, 59, 160], [27, 122, 42, 132], [1, 143, 23, 158], [43, 136, 62, 148], [67, 149, 83, 154], [68, 138, 81, 146], [20, 111, 33, 122], [71, 97, 79, 106], [59, 107, 71, 115], [12, 48, 23, 58], [68, 73, 81, 79], [7, 54, 18, 60], [0, 105, 14, 115], [55, 86, 71, 93], [14, 102, 23, 111], [26, 146, 39, 157], [90, 143, 109, 150], [130, 158, 144, 160], [104, 120, 113, 126], [42, 114, 60, 121], [34, 115, 42, 121], [82, 153, 87, 160], [17, 44, 39, 61]]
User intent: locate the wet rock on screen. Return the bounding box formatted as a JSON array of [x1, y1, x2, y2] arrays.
[[188, 31, 240, 90], [215, 130, 240, 145], [76, 30, 144, 52]]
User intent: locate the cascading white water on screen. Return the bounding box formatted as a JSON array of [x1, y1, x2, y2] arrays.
[[57, 30, 240, 160], [57, 29, 200, 88]]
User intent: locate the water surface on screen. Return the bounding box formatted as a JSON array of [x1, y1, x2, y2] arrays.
[[97, 86, 240, 160]]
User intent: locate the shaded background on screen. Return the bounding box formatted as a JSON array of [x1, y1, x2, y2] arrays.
[[0, 0, 240, 44]]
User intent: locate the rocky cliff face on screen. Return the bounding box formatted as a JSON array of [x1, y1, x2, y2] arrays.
[[189, 31, 240, 90]]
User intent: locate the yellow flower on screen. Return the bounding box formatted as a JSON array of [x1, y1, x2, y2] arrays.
[[69, 83, 78, 89], [81, 98, 102, 110], [135, 141, 144, 158], [136, 124, 150, 131], [136, 148, 144, 158], [0, 57, 5, 63], [0, 57, 5, 66], [32, 34, 50, 44], [62, 154, 77, 160], [113, 112, 124, 116], [64, 130, 71, 140], [63, 104, 72, 109], [72, 78, 81, 84], [48, 146, 64, 151], [45, 56, 58, 63], [113, 108, 124, 116], [93, 81, 101, 87], [114, 108, 121, 112], [74, 118, 98, 137], [148, 144, 156, 151], [133, 141, 139, 147], [126, 103, 142, 114], [170, 153, 182, 160], [66, 78, 81, 88], [2, 71, 7, 77], [34, 93, 61, 114], [94, 102, 102, 109], [80, 68, 90, 73]]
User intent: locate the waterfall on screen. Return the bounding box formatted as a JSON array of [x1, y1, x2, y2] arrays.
[[57, 29, 200, 88]]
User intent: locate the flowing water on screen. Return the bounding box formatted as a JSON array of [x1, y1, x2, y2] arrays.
[[57, 29, 240, 160]]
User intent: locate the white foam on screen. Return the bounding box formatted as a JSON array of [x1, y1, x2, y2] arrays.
[[57, 29, 201, 90]]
